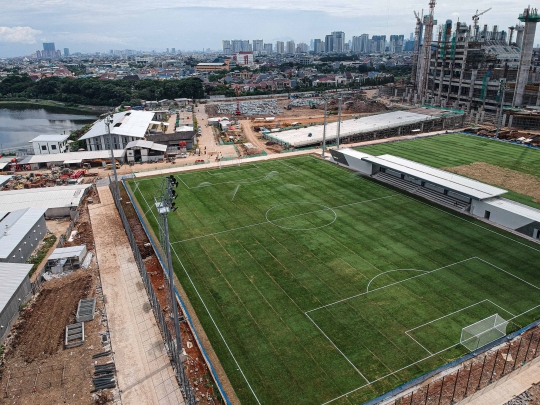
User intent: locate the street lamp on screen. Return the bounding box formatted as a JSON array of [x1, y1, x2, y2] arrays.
[[104, 113, 121, 200], [322, 97, 328, 158]]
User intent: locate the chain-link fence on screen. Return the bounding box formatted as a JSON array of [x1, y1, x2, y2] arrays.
[[109, 182, 197, 405], [380, 326, 540, 405]]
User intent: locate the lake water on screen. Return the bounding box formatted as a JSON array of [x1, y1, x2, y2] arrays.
[[0, 104, 97, 152]]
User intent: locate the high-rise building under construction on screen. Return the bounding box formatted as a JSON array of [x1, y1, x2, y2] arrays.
[[410, 5, 540, 113]]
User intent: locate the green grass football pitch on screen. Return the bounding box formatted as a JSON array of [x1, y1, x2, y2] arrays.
[[127, 156, 540, 405], [357, 133, 540, 209]]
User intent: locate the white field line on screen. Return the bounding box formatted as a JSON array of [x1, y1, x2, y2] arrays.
[[133, 181, 263, 405], [169, 245, 263, 405], [207, 164, 259, 175], [305, 312, 370, 384], [316, 258, 540, 405], [306, 257, 477, 314], [404, 331, 433, 355], [171, 195, 395, 245], [366, 269, 428, 293]]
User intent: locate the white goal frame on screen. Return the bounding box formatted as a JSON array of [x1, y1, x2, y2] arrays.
[[460, 314, 509, 351]]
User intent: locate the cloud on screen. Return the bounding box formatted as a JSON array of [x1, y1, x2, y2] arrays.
[[0, 26, 41, 44]]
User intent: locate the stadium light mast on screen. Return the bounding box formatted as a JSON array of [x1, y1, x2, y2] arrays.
[[104, 113, 121, 200], [336, 97, 342, 149], [322, 97, 328, 158], [154, 175, 188, 392], [495, 79, 506, 139]]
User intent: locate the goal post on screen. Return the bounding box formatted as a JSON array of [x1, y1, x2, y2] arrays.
[[460, 314, 509, 351]]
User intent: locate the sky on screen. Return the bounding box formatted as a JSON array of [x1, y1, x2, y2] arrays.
[[0, 0, 534, 57]]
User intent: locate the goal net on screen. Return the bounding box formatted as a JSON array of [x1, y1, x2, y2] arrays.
[[460, 314, 509, 351]]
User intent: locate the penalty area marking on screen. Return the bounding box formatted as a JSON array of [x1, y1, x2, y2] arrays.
[[311, 257, 540, 405]]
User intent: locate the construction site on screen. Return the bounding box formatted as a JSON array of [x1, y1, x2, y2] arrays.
[[381, 2, 540, 133]]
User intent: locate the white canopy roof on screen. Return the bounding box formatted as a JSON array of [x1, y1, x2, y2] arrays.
[[80, 111, 156, 140], [362, 154, 508, 200]]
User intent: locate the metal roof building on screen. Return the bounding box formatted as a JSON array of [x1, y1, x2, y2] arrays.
[[0, 175, 13, 188], [0, 262, 32, 341], [0, 207, 47, 263], [264, 111, 439, 148], [362, 154, 507, 200], [29, 134, 70, 143], [0, 184, 90, 217], [125, 140, 167, 152], [23, 149, 126, 168]]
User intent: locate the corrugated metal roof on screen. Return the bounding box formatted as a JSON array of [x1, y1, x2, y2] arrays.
[[362, 154, 507, 200], [80, 111, 156, 140], [337, 148, 374, 160], [266, 111, 439, 147], [0, 207, 47, 259], [26, 150, 125, 165], [29, 134, 70, 143], [48, 245, 86, 260], [483, 198, 540, 222], [0, 262, 32, 313], [0, 184, 90, 212], [125, 140, 167, 152], [0, 175, 13, 187]]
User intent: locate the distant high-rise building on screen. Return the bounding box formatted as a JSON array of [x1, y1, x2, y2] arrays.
[[223, 40, 232, 55], [371, 35, 386, 53], [317, 41, 325, 53], [296, 42, 308, 53], [40, 42, 59, 59], [352, 36, 361, 52], [172, 48, 176, 54], [63, 48, 69, 57], [263, 43, 273, 54], [253, 40, 264, 53], [232, 40, 243, 53], [360, 34, 370, 53], [313, 39, 322, 53], [286, 40, 296, 54], [276, 41, 285, 54], [166, 48, 169, 54], [389, 35, 404, 53], [324, 34, 333, 52], [410, 33, 414, 41], [332, 31, 346, 52], [241, 40, 251, 52]]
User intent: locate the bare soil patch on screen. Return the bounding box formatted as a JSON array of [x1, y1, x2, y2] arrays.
[[12, 272, 93, 362], [443, 162, 540, 204], [0, 270, 115, 405]]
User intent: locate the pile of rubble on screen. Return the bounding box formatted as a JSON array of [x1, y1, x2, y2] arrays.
[[217, 99, 282, 115], [469, 126, 540, 146], [288, 98, 325, 107], [2, 168, 92, 190]]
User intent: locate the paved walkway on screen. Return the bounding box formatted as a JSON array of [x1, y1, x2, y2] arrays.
[[89, 187, 184, 405], [458, 355, 540, 405]]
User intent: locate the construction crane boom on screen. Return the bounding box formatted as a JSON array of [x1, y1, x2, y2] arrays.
[[472, 7, 492, 38]]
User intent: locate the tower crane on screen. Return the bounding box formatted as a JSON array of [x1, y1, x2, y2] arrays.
[[472, 8, 492, 39], [411, 11, 423, 90]]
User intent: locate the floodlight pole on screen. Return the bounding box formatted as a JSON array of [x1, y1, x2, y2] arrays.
[[322, 98, 328, 158], [336, 97, 342, 149], [495, 79, 506, 139], [105, 113, 121, 200], [155, 177, 185, 390]]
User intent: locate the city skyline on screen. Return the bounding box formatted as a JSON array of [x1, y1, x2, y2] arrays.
[[0, 0, 538, 57]]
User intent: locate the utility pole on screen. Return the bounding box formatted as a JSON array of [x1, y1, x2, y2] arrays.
[[105, 113, 121, 200], [336, 97, 342, 149], [495, 79, 506, 139], [322, 98, 328, 158]]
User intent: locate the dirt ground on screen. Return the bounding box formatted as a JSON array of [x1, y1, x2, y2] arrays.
[[443, 163, 540, 204], [0, 270, 114, 405]]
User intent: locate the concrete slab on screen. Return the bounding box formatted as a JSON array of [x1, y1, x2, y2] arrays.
[[89, 187, 184, 405]]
